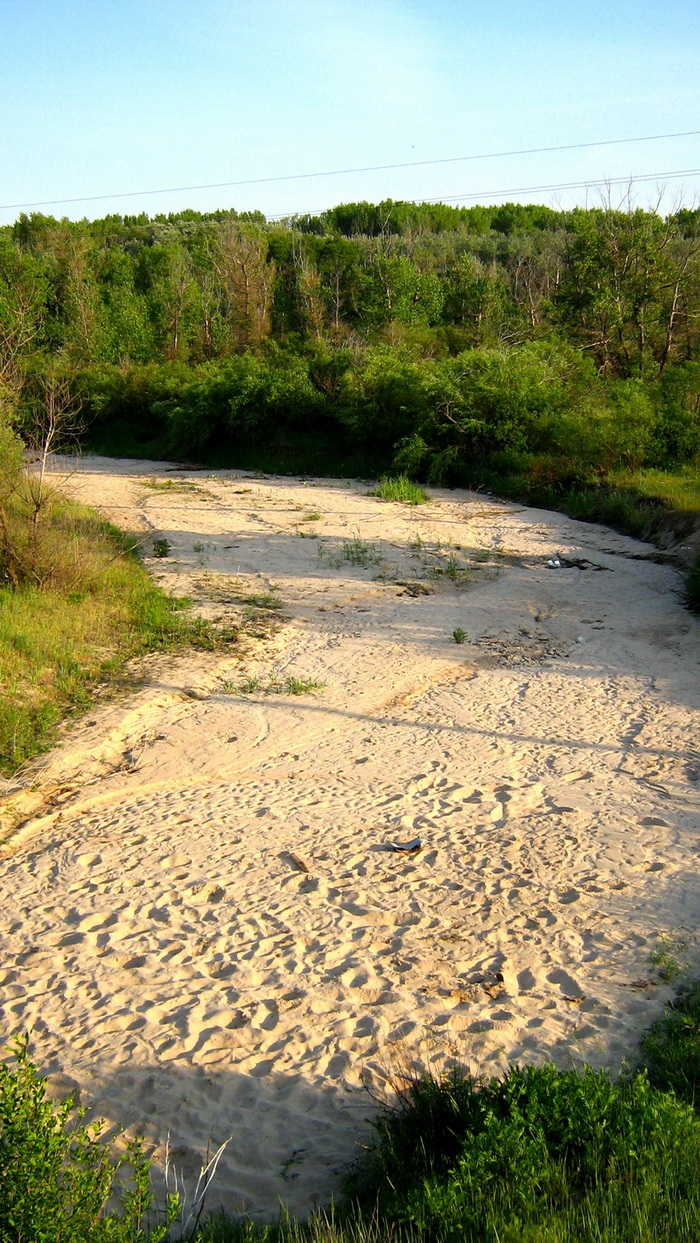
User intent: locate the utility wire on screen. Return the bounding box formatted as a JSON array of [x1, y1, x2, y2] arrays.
[[268, 166, 700, 220], [1, 128, 699, 212]]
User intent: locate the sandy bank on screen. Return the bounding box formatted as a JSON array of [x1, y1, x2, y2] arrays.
[[0, 456, 699, 1221]]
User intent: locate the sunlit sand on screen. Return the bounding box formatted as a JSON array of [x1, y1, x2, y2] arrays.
[[1, 456, 698, 1221]]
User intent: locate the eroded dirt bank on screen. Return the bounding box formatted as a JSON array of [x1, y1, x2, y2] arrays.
[[1, 457, 699, 1221]]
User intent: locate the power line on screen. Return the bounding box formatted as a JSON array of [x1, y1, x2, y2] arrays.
[[432, 165, 700, 204], [268, 166, 700, 221], [1, 129, 699, 213]]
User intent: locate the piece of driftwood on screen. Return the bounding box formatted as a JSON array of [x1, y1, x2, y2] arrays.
[[287, 852, 310, 873]]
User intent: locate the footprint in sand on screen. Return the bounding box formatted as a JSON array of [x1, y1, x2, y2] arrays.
[[160, 854, 192, 870], [547, 968, 584, 999], [517, 967, 537, 993]]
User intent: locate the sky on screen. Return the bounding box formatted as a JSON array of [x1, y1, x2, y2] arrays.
[[1, 0, 699, 225]]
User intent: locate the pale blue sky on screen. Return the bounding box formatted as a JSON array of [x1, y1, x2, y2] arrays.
[[1, 0, 698, 224]]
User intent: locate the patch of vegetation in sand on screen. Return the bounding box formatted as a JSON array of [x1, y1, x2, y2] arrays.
[[371, 476, 428, 506], [0, 468, 225, 775], [317, 535, 383, 570], [221, 673, 324, 696], [140, 476, 203, 494]]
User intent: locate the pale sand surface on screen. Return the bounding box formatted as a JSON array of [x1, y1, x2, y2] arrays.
[[1, 456, 700, 1220]]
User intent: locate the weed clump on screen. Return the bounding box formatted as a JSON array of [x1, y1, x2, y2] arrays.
[[238, 592, 283, 610], [648, 933, 688, 983], [222, 674, 324, 696], [318, 535, 382, 568], [373, 476, 428, 506]]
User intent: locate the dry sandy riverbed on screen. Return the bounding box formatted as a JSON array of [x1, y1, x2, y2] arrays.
[[1, 456, 699, 1222]]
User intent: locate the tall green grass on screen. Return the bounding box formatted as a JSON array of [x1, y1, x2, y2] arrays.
[[607, 467, 700, 514], [0, 500, 217, 775], [685, 556, 700, 613], [372, 476, 429, 506], [638, 980, 700, 1106]]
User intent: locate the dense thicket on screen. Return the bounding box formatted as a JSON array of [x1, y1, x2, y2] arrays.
[[2, 198, 700, 482]]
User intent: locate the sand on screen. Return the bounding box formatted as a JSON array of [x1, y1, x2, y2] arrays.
[[1, 456, 699, 1222]]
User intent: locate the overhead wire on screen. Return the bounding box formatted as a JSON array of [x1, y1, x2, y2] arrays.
[[1, 128, 699, 212], [266, 166, 700, 220]]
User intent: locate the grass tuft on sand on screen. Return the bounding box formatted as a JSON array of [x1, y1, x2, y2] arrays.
[[372, 476, 428, 506]]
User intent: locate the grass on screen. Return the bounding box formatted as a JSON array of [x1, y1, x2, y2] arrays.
[[607, 467, 700, 514], [282, 676, 324, 695], [648, 934, 688, 984], [639, 980, 700, 1106], [140, 476, 200, 493], [318, 535, 383, 569], [0, 503, 225, 776], [221, 674, 324, 696], [152, 538, 170, 558], [237, 593, 283, 610], [686, 555, 700, 612], [372, 476, 429, 506], [452, 628, 467, 644], [428, 553, 471, 583]]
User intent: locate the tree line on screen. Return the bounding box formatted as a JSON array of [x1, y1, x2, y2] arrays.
[[1, 197, 700, 483]]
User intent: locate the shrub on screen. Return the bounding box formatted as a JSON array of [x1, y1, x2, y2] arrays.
[[351, 1062, 700, 1241], [393, 340, 604, 484], [652, 362, 700, 465], [340, 347, 432, 449], [0, 1035, 177, 1242]]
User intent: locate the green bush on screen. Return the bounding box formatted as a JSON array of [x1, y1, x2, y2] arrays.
[[340, 347, 432, 449], [0, 1035, 177, 1242], [639, 981, 700, 1105], [651, 362, 700, 465], [393, 340, 606, 484], [351, 1063, 700, 1242]]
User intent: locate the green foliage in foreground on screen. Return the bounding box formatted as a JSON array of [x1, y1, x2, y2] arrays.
[[372, 476, 428, 506], [639, 980, 700, 1105], [5, 983, 700, 1242], [0, 1035, 177, 1242], [343, 1062, 700, 1242]]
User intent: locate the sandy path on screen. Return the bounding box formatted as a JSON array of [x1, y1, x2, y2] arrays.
[[1, 457, 699, 1222]]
